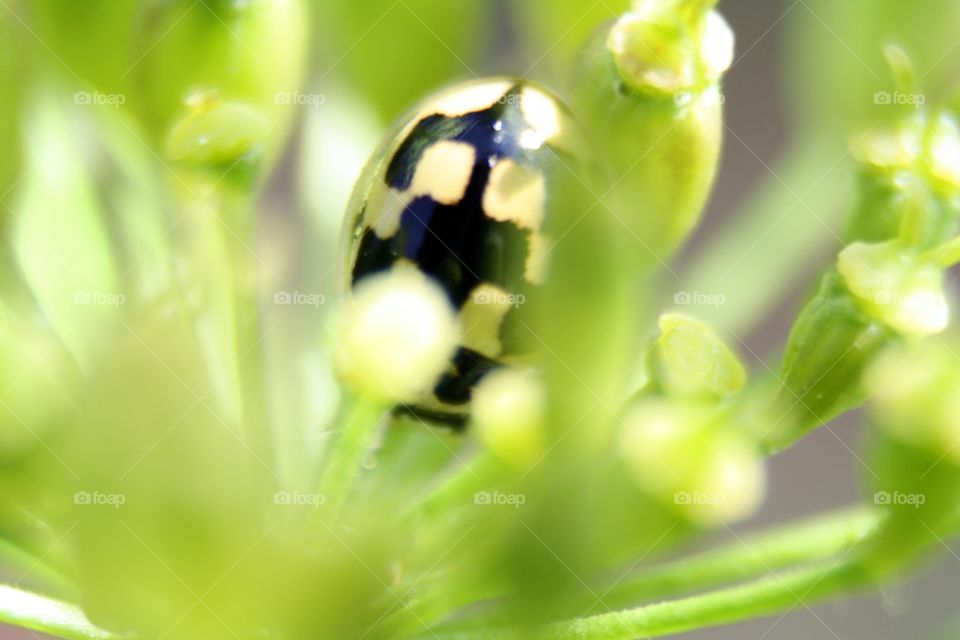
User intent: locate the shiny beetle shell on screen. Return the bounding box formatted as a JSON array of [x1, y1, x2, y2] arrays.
[[342, 78, 582, 422]]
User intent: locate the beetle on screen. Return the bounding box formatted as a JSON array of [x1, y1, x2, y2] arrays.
[[342, 78, 582, 423]]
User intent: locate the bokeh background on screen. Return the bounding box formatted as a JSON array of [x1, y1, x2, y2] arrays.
[[2, 0, 960, 638]]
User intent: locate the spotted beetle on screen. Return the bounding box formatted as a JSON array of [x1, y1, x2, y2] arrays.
[[342, 79, 582, 423]]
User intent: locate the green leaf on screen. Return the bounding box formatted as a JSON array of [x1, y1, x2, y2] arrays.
[[0, 584, 115, 640]]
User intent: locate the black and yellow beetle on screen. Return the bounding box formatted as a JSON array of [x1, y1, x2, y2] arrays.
[[342, 78, 581, 423]]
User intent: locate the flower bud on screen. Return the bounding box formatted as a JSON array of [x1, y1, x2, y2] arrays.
[[573, 0, 732, 260], [645, 313, 746, 402], [471, 369, 546, 470], [837, 240, 949, 337], [845, 170, 957, 251], [333, 266, 461, 404], [764, 274, 895, 452], [855, 110, 960, 198], [620, 399, 765, 527], [860, 341, 960, 577], [166, 94, 270, 187], [131, 0, 308, 166], [865, 342, 960, 461]]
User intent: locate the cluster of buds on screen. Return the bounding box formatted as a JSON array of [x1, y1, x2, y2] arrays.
[[766, 91, 960, 452], [620, 314, 765, 526]]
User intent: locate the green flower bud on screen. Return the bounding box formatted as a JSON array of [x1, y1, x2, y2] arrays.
[[608, 1, 733, 95], [764, 273, 895, 452], [166, 93, 270, 187], [837, 240, 949, 337], [573, 0, 732, 260], [472, 369, 546, 471], [333, 266, 461, 405], [845, 170, 957, 251], [860, 341, 960, 577], [866, 342, 960, 460], [855, 110, 960, 199], [131, 0, 308, 165], [620, 399, 766, 527], [645, 313, 746, 402]]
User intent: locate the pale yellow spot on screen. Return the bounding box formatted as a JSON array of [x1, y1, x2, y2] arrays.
[[525, 233, 550, 285], [367, 186, 412, 239], [428, 81, 513, 117], [410, 141, 476, 205], [520, 87, 561, 148], [460, 283, 515, 358], [483, 160, 546, 231]]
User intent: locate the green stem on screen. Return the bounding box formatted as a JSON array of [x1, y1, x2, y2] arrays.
[[406, 453, 502, 518], [541, 560, 869, 640], [600, 506, 878, 608], [320, 394, 388, 516], [425, 560, 870, 640], [0, 585, 115, 640], [897, 178, 928, 247], [417, 507, 879, 635], [0, 537, 77, 600], [924, 234, 960, 268]]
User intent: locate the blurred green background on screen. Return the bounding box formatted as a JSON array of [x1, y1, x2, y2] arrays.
[[2, 0, 960, 638]]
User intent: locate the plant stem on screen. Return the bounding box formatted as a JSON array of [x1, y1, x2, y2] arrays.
[[417, 507, 878, 636], [407, 453, 501, 517], [924, 234, 960, 268], [320, 394, 388, 516], [0, 585, 115, 640], [541, 559, 869, 640], [0, 537, 77, 600], [599, 506, 878, 608], [424, 560, 870, 640]]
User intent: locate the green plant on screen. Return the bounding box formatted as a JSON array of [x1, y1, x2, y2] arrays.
[[1, 1, 960, 639]]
